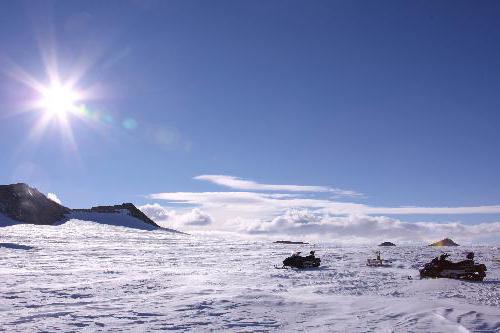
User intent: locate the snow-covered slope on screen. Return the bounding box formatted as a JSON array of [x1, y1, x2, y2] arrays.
[[1, 222, 499, 332], [66, 206, 182, 232], [65, 211, 159, 230]]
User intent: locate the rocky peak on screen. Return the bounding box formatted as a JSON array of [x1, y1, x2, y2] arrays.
[[0, 183, 181, 232], [0, 183, 70, 225], [75, 203, 160, 228], [379, 241, 396, 246], [429, 238, 459, 246]]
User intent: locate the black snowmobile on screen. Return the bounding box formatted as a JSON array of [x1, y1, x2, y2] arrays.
[[419, 252, 487, 281], [277, 251, 321, 269]]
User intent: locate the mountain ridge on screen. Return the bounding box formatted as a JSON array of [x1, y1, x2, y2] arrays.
[[0, 183, 70, 225], [0, 183, 181, 233]]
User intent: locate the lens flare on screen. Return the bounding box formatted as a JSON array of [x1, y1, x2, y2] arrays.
[[122, 118, 138, 130]]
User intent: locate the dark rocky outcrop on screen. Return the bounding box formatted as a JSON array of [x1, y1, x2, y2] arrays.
[[0, 183, 182, 233], [379, 241, 396, 246], [0, 243, 34, 250], [0, 183, 70, 225], [274, 240, 309, 244], [73, 203, 160, 228], [429, 238, 459, 247]]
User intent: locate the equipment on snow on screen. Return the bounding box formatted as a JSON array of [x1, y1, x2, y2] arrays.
[[367, 251, 392, 267], [277, 251, 321, 269], [419, 252, 486, 281]]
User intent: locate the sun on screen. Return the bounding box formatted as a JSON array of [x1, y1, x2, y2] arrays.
[[4, 52, 100, 153], [38, 83, 80, 117]]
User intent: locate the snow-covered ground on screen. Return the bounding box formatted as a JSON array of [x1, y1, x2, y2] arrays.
[[1, 220, 499, 332]]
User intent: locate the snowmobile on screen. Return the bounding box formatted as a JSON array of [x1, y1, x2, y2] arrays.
[[277, 251, 321, 269], [419, 252, 487, 281]]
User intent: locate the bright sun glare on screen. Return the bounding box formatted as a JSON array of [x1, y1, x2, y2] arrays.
[[39, 83, 80, 117]]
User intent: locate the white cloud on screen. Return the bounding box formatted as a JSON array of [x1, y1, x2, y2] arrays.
[[47, 192, 61, 204], [148, 191, 500, 216], [139, 203, 213, 228], [139, 203, 171, 221], [239, 209, 500, 243], [146, 190, 500, 243], [179, 208, 213, 226], [194, 175, 361, 197]]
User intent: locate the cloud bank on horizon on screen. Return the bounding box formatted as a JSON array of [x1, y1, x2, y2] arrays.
[[140, 204, 213, 227], [140, 175, 500, 243]]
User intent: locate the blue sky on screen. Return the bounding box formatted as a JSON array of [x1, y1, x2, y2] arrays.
[[1, 1, 500, 241]]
